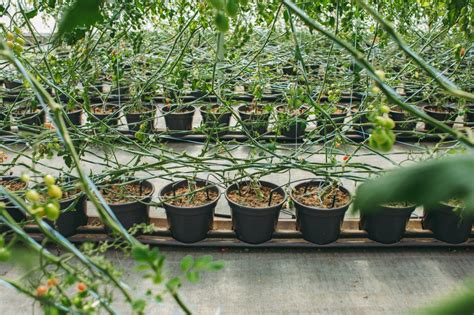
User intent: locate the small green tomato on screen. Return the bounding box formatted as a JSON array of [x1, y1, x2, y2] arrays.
[[25, 190, 41, 202]]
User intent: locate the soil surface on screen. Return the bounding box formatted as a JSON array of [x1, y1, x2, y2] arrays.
[[92, 106, 117, 114], [163, 184, 219, 207], [383, 201, 415, 208], [292, 183, 350, 209], [0, 178, 27, 192], [424, 105, 456, 113], [227, 183, 284, 207], [202, 105, 229, 114], [101, 183, 152, 204], [277, 106, 306, 116], [239, 105, 267, 115]]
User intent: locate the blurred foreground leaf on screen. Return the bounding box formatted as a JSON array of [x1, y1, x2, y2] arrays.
[[354, 155, 474, 213], [54, 0, 102, 43], [414, 278, 474, 315]]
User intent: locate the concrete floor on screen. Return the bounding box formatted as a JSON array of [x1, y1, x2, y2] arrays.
[[1, 248, 473, 314]]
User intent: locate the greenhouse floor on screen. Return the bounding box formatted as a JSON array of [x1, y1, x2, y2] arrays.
[[0, 247, 473, 314]]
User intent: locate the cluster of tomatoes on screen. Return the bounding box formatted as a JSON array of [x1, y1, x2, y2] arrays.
[[208, 0, 247, 32], [5, 27, 25, 55], [23, 174, 63, 221]]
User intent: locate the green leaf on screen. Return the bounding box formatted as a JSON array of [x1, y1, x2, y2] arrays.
[[415, 279, 474, 315], [354, 156, 474, 214], [25, 9, 38, 19], [180, 255, 194, 272], [194, 255, 213, 269], [186, 271, 200, 283], [131, 244, 158, 263], [208, 260, 225, 271], [166, 277, 181, 292], [54, 0, 102, 42], [132, 299, 146, 313]]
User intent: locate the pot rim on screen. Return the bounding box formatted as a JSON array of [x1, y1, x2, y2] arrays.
[[159, 178, 220, 209], [290, 179, 352, 211], [161, 105, 195, 114], [225, 180, 287, 210]]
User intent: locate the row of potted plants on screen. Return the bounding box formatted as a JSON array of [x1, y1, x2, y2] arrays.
[[1, 101, 473, 138], [1, 176, 472, 245]]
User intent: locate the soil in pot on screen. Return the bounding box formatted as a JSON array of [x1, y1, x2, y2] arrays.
[[100, 180, 154, 231], [0, 176, 28, 222], [291, 180, 351, 245], [160, 179, 220, 243], [226, 181, 286, 244], [90, 104, 120, 127], [162, 105, 195, 133], [359, 202, 416, 244], [238, 104, 271, 136], [276, 106, 308, 138], [389, 109, 417, 131], [422, 200, 473, 244], [13, 108, 46, 131], [423, 105, 457, 133], [200, 105, 231, 137], [126, 105, 156, 133]]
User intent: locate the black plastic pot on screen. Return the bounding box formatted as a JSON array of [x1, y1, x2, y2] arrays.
[[126, 106, 156, 133], [160, 179, 219, 243], [423, 105, 457, 133], [0, 110, 11, 135], [237, 105, 270, 136], [66, 109, 83, 127], [13, 110, 46, 131], [225, 180, 286, 244], [319, 108, 347, 135], [0, 176, 27, 223], [360, 204, 416, 244], [200, 105, 232, 137], [291, 180, 351, 245], [389, 110, 417, 131], [162, 105, 195, 133], [90, 104, 120, 127], [46, 194, 88, 237], [276, 106, 308, 138], [465, 104, 474, 126], [422, 203, 473, 244], [104, 180, 154, 231], [4, 80, 23, 90], [351, 108, 371, 135]]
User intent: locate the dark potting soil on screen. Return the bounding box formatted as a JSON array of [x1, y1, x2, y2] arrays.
[[163, 185, 219, 207], [277, 106, 306, 116], [101, 183, 152, 204], [240, 105, 268, 115], [203, 105, 228, 114], [293, 184, 349, 208], [383, 201, 416, 208], [92, 106, 116, 114], [0, 179, 27, 191], [425, 106, 455, 113], [227, 184, 284, 207]]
